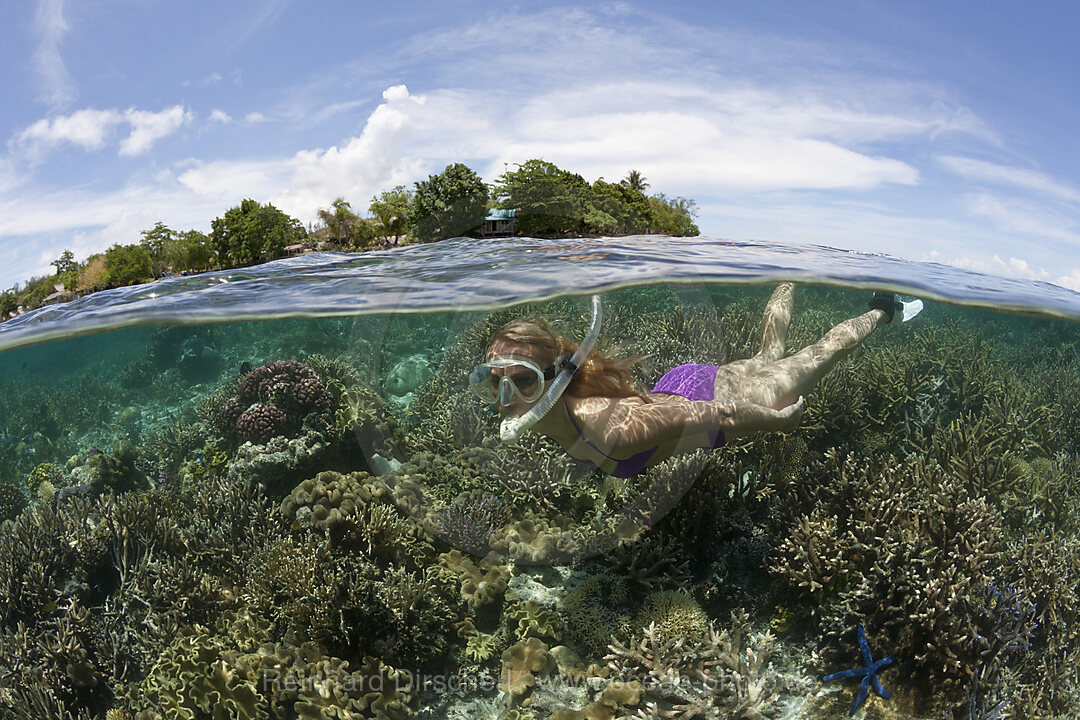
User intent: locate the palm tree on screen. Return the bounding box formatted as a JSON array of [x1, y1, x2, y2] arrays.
[[621, 169, 650, 193]]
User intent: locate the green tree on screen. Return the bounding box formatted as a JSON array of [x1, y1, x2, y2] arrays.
[[648, 193, 700, 236], [409, 163, 489, 242], [77, 255, 108, 292], [585, 179, 652, 235], [175, 230, 214, 272], [104, 244, 152, 287], [211, 199, 306, 266], [141, 222, 177, 277], [369, 186, 413, 245], [50, 249, 78, 290], [317, 198, 366, 248], [0, 290, 17, 318], [493, 159, 590, 235]]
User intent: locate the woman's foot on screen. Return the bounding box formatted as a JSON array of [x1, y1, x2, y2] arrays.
[[868, 291, 899, 323], [869, 292, 924, 323]]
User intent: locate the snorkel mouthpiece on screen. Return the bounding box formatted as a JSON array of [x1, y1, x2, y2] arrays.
[[499, 294, 602, 445]]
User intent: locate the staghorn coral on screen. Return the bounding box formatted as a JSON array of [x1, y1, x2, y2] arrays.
[[242, 535, 338, 638], [769, 451, 1020, 701], [0, 474, 284, 718], [605, 610, 795, 719]]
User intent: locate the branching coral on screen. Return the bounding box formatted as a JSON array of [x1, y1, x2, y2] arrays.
[[435, 490, 511, 556], [605, 610, 792, 719], [769, 452, 1013, 692]]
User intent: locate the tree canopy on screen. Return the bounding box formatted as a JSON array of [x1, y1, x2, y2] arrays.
[[211, 199, 307, 266], [409, 163, 489, 242], [494, 160, 698, 237], [104, 244, 152, 287]]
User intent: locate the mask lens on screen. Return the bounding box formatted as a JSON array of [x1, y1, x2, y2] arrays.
[[470, 358, 545, 404]]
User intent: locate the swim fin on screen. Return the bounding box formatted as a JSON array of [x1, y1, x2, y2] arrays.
[[869, 292, 924, 323], [899, 298, 924, 322]]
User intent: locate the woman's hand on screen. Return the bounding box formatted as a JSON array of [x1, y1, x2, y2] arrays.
[[777, 395, 805, 432]]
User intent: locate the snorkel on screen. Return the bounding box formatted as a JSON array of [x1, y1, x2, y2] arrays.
[[499, 294, 603, 445]]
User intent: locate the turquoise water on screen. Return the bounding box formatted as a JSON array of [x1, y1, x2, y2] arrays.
[[1, 236, 1079, 719]]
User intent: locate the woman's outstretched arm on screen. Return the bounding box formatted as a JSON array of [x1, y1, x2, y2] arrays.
[[584, 396, 805, 457]]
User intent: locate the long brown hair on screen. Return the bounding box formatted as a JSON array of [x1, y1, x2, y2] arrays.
[[488, 318, 652, 401]]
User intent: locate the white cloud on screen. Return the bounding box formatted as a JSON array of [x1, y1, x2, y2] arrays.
[[964, 192, 1080, 245], [33, 0, 76, 108], [119, 106, 192, 157], [939, 156, 1080, 204], [17, 108, 123, 154], [14, 106, 192, 158], [209, 109, 232, 124], [926, 251, 1052, 281], [244, 112, 266, 124], [1056, 269, 1080, 292]]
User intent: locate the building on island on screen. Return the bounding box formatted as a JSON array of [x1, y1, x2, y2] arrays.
[[481, 208, 516, 237]]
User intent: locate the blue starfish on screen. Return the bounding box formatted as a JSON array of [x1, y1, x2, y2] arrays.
[[822, 624, 894, 716]]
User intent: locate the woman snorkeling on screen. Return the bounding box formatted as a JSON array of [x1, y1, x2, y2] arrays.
[[469, 284, 918, 478]]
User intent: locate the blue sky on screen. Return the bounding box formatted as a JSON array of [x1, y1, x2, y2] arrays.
[[2, 0, 1079, 291]]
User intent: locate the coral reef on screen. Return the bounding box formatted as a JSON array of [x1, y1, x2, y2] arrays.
[[27, 461, 66, 493], [500, 637, 555, 699]]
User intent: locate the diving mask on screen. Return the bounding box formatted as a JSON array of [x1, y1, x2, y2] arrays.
[[468, 356, 559, 406]]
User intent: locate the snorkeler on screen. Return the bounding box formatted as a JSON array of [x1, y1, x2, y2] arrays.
[[469, 284, 920, 478]]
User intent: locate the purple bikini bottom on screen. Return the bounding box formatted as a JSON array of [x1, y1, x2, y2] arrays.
[[651, 363, 722, 401]]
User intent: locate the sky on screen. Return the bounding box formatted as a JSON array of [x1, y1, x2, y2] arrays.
[[2, 0, 1079, 291]]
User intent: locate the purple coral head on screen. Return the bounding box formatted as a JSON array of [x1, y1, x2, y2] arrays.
[[239, 360, 322, 404], [236, 403, 288, 444]]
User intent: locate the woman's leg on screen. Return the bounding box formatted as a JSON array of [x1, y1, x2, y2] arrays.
[[713, 283, 795, 399], [727, 308, 887, 408], [722, 282, 795, 374]]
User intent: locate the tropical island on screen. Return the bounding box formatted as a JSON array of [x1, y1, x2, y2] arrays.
[[0, 160, 698, 322]]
